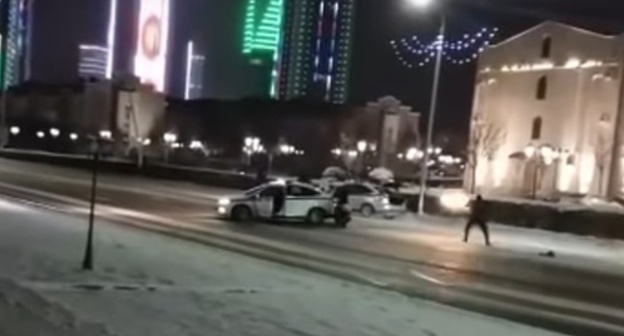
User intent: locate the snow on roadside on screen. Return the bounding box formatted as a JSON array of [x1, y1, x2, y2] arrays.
[[0, 197, 566, 336], [0, 277, 112, 336]]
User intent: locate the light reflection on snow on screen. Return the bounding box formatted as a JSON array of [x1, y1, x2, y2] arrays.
[[0, 198, 29, 213]]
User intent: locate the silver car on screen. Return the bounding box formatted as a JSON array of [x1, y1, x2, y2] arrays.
[[217, 181, 335, 224], [333, 183, 406, 218]]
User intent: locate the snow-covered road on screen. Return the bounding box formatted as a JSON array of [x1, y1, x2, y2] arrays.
[[0, 197, 566, 336]]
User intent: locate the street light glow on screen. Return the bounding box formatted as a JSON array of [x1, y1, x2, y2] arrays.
[[357, 140, 367, 153], [163, 132, 178, 143], [408, 0, 434, 8], [99, 130, 112, 140], [70, 133, 79, 141], [10, 126, 19, 135], [49, 128, 60, 138], [36, 131, 45, 139], [190, 140, 203, 149]]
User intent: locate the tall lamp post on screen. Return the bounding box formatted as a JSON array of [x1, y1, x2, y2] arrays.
[[82, 135, 111, 270], [409, 0, 447, 214]]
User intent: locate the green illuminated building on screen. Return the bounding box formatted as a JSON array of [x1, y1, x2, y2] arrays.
[[242, 0, 284, 97]]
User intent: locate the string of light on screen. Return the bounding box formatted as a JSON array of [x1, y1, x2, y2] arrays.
[[390, 27, 499, 68]]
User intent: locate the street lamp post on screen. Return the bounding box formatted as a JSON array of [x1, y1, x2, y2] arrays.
[[82, 136, 106, 270], [417, 4, 446, 215]]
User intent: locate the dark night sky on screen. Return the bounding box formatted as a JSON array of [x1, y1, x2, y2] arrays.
[[27, 0, 624, 147]]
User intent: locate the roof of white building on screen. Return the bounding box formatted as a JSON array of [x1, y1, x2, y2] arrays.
[[489, 21, 618, 49]]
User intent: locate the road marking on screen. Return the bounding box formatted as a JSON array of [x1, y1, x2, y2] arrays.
[[360, 275, 388, 288], [410, 270, 447, 286]]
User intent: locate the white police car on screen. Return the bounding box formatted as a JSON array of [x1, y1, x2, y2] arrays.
[[217, 181, 336, 225]]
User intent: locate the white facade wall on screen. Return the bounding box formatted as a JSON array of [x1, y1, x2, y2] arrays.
[[469, 22, 624, 198]]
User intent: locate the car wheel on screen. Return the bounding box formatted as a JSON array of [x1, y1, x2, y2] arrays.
[[307, 208, 326, 225], [360, 204, 375, 217], [231, 205, 252, 222]]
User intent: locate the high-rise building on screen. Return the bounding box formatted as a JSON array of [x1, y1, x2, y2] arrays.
[[185, 40, 205, 99], [278, 0, 355, 103], [78, 44, 108, 79], [241, 0, 284, 97], [0, 0, 33, 88], [134, 0, 171, 92]]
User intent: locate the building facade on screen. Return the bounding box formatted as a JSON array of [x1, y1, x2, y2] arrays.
[[184, 40, 205, 99], [277, 0, 355, 103], [467, 22, 624, 200], [1, 0, 33, 88], [241, 0, 284, 98], [78, 44, 108, 79]]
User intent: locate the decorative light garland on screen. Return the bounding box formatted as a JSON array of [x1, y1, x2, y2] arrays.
[[390, 27, 499, 68]]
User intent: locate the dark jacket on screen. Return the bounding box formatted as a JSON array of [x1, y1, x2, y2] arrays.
[[470, 198, 487, 222]]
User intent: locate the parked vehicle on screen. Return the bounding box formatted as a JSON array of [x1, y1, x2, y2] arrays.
[[217, 181, 345, 226], [332, 182, 406, 219]]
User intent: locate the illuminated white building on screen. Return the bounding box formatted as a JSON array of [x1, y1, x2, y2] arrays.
[[78, 44, 108, 79], [468, 22, 624, 199]]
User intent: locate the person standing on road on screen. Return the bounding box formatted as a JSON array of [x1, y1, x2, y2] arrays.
[[463, 195, 491, 246], [272, 186, 286, 218]]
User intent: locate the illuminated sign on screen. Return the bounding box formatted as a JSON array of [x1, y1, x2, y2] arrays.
[[134, 0, 170, 92]]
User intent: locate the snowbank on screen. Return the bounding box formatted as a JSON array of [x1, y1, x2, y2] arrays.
[[0, 197, 564, 336]]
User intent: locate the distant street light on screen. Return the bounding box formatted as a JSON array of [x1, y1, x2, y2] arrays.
[[99, 130, 112, 140], [163, 132, 178, 144], [142, 138, 151, 146], [49, 128, 60, 138], [357, 140, 368, 153], [36, 131, 45, 139], [70, 133, 79, 141], [9, 126, 19, 136], [190, 140, 203, 149]]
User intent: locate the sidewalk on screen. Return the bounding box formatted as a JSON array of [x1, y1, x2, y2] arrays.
[[0, 197, 565, 336]]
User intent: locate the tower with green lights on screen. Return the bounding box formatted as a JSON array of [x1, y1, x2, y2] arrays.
[[242, 0, 284, 97], [277, 0, 355, 103]]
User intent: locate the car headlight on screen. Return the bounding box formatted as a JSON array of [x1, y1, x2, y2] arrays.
[[218, 198, 231, 206], [439, 190, 470, 212], [382, 197, 390, 205]]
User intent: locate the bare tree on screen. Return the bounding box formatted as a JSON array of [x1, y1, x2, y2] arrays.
[[595, 131, 612, 196], [467, 113, 506, 193]]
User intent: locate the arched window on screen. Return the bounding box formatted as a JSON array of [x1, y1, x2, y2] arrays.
[[536, 76, 548, 100], [531, 117, 542, 140], [541, 36, 552, 58]]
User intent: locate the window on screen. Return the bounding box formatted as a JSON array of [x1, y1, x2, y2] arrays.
[[259, 186, 285, 198], [531, 117, 542, 140], [541, 36, 552, 58], [536, 76, 548, 100], [287, 185, 319, 197], [346, 184, 374, 195]]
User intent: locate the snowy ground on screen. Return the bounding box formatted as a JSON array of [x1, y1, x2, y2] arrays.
[[358, 213, 624, 274], [0, 197, 567, 336]]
